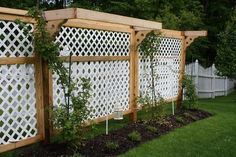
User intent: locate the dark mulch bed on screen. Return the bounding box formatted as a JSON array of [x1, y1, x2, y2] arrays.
[[16, 109, 212, 157]]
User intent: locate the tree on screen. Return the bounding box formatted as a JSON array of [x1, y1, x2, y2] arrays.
[[0, 0, 37, 9], [215, 10, 236, 79]]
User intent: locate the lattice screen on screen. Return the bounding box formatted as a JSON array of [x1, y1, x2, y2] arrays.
[[139, 37, 182, 100], [55, 27, 130, 57], [0, 20, 34, 57], [53, 26, 130, 120], [0, 20, 37, 145]]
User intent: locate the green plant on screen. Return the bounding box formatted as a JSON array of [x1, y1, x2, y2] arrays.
[[182, 75, 198, 109], [105, 141, 119, 150], [138, 95, 167, 121], [138, 31, 167, 121], [146, 126, 158, 133], [16, 8, 92, 147], [216, 10, 236, 79], [183, 112, 198, 121], [52, 78, 91, 146], [128, 131, 142, 142], [175, 116, 185, 124]]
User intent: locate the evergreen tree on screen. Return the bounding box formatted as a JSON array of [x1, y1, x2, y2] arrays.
[[216, 10, 236, 79]]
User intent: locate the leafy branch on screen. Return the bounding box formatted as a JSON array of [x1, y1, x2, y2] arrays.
[[17, 7, 92, 147], [138, 31, 166, 120]]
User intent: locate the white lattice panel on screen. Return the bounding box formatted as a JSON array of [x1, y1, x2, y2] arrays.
[[55, 27, 130, 56], [0, 20, 34, 57], [139, 37, 182, 100], [0, 64, 37, 144], [53, 61, 130, 120], [41, 0, 73, 6]]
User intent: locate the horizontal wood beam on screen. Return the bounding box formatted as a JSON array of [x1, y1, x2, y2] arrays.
[[44, 8, 76, 21], [60, 56, 130, 62], [44, 8, 162, 30], [0, 57, 36, 65], [0, 7, 28, 16], [64, 19, 132, 33], [160, 29, 184, 39], [137, 96, 177, 111], [184, 31, 207, 37], [84, 109, 132, 125], [76, 8, 162, 30], [0, 13, 35, 23], [133, 26, 153, 31], [0, 135, 42, 153]]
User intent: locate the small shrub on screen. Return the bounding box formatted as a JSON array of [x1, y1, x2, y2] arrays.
[[128, 131, 141, 142], [105, 141, 119, 150], [182, 75, 198, 109], [175, 116, 185, 124], [138, 96, 167, 121], [183, 112, 198, 121], [146, 126, 158, 133]]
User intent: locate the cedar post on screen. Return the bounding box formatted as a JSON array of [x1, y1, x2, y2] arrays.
[[42, 60, 52, 144], [34, 53, 45, 141], [176, 36, 187, 108], [176, 31, 207, 108], [129, 30, 138, 122], [42, 20, 66, 143]]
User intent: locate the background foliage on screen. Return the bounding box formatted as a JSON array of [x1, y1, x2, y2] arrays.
[[0, 0, 235, 74], [215, 10, 236, 79]]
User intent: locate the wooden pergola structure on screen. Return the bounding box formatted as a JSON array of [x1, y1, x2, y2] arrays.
[[0, 6, 207, 152]]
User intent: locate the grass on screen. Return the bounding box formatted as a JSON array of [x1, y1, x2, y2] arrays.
[[120, 91, 236, 157]]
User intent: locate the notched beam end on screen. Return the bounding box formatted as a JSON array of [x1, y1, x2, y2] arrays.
[[184, 30, 207, 37]]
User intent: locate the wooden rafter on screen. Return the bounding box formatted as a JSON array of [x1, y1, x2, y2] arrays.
[[0, 7, 28, 16], [44, 8, 162, 30], [184, 31, 207, 48]]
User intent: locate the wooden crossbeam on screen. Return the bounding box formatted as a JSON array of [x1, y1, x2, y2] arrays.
[[184, 31, 207, 37], [0, 7, 28, 16], [44, 8, 162, 30]]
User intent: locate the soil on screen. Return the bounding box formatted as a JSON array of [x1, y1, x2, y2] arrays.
[[16, 109, 212, 157]]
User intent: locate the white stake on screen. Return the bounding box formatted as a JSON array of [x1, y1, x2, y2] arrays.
[[106, 104, 109, 135], [172, 85, 175, 115]]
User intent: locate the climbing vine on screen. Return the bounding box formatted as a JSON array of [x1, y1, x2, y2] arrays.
[[138, 31, 166, 120], [17, 7, 91, 147]]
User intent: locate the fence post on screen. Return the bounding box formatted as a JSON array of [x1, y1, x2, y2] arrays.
[[129, 30, 138, 122], [33, 53, 46, 144], [211, 64, 215, 98], [224, 77, 228, 96], [41, 20, 64, 143], [194, 60, 199, 96], [42, 61, 53, 144]]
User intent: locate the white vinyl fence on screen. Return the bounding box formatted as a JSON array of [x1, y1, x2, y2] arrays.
[[185, 60, 235, 98]]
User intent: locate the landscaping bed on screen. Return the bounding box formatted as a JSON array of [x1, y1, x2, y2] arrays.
[[15, 108, 212, 157]]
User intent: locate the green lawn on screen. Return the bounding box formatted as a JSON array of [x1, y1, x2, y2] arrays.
[[120, 91, 236, 157]]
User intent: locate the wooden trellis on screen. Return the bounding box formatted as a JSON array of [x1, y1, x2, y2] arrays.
[[0, 7, 206, 153]]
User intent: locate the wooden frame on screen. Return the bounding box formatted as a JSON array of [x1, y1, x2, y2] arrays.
[[63, 19, 133, 33], [60, 56, 130, 62], [0, 7, 35, 23], [0, 57, 35, 65], [0, 135, 43, 153], [0, 55, 44, 152], [44, 8, 162, 30], [0, 6, 207, 153]]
